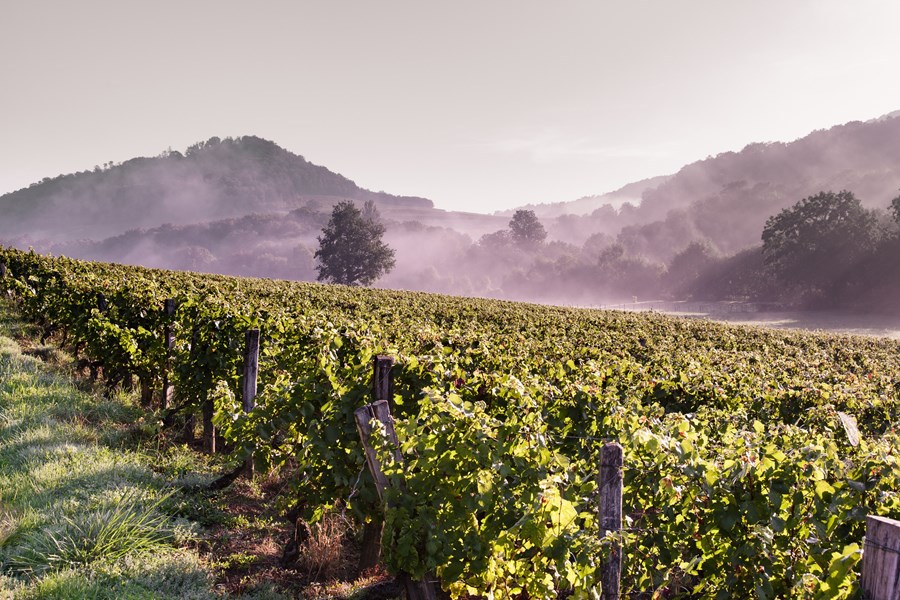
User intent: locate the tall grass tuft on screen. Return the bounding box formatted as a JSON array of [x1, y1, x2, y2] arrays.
[[0, 509, 16, 548], [297, 512, 349, 582], [3, 490, 174, 575]]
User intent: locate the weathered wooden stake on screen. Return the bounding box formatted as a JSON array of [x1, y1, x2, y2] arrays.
[[357, 356, 395, 575], [372, 355, 395, 405], [354, 400, 401, 502], [242, 328, 260, 476], [0, 261, 7, 278], [357, 520, 383, 576], [354, 398, 437, 600], [188, 325, 216, 454], [135, 293, 153, 406], [97, 293, 107, 313], [161, 299, 176, 410], [861, 515, 900, 599], [202, 391, 215, 454], [599, 442, 624, 600], [139, 378, 153, 406]]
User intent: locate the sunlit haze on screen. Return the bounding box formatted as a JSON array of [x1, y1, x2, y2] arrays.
[[2, 0, 900, 213]]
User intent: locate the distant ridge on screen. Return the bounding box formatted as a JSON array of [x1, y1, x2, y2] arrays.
[[869, 109, 900, 122], [520, 109, 900, 222], [499, 175, 672, 218], [0, 136, 433, 242], [6, 110, 900, 282], [591, 110, 900, 261]]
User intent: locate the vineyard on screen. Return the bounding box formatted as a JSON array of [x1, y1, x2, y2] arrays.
[[1, 246, 899, 599]]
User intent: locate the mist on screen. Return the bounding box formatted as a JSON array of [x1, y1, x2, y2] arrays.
[[6, 115, 900, 324]]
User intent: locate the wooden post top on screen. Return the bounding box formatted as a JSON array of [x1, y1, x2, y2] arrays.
[[867, 515, 900, 527], [862, 514, 900, 599], [372, 355, 395, 404]]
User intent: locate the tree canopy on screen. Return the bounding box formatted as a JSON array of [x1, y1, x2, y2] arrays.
[[761, 190, 876, 298], [315, 200, 396, 286], [509, 210, 547, 247], [890, 192, 900, 225], [664, 241, 716, 297]]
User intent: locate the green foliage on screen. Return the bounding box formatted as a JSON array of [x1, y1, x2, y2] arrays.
[[0, 306, 237, 599], [761, 190, 877, 300], [890, 193, 900, 226], [665, 241, 715, 298], [4, 491, 174, 575], [315, 200, 396, 286], [509, 209, 548, 247], [3, 246, 900, 598], [377, 391, 602, 598]]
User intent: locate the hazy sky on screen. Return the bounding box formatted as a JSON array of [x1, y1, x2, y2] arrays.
[[2, 1, 899, 214]]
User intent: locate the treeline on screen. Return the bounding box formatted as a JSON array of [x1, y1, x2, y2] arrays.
[[693, 190, 900, 312], [23, 190, 900, 313], [390, 190, 900, 313], [0, 136, 433, 242], [6, 114, 900, 312]]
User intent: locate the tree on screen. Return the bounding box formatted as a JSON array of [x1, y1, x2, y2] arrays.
[[315, 200, 396, 286], [508, 210, 547, 247], [173, 246, 216, 272], [890, 191, 900, 225], [761, 190, 876, 299], [664, 241, 716, 297], [478, 229, 511, 249], [594, 243, 663, 299]]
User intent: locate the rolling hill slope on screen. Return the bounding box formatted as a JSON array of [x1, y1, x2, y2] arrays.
[[0, 136, 433, 241]]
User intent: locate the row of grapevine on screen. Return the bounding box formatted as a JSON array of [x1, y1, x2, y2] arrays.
[[2, 246, 900, 598]]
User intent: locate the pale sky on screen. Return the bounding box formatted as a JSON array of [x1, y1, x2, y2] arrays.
[[2, 1, 899, 214]]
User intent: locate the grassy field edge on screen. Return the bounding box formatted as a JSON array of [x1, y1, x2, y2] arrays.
[[0, 301, 294, 600]]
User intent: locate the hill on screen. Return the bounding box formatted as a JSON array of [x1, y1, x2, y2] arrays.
[[0, 136, 433, 242], [496, 175, 671, 218], [5, 112, 900, 306], [545, 112, 900, 260]]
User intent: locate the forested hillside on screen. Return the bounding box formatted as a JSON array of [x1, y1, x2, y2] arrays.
[[546, 114, 900, 261], [0, 136, 432, 241], [4, 113, 900, 309]]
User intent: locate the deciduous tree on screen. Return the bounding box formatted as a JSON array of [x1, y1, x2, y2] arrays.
[[315, 200, 395, 286], [761, 190, 876, 299], [509, 210, 547, 247]]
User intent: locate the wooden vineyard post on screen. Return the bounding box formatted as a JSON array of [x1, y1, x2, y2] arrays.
[[354, 400, 402, 501], [355, 398, 437, 600], [242, 328, 260, 477], [202, 390, 215, 453], [861, 515, 900, 599], [176, 323, 200, 444], [357, 356, 394, 576], [372, 355, 395, 406], [190, 325, 215, 454], [161, 299, 176, 410], [0, 261, 6, 279], [599, 442, 624, 600], [140, 380, 154, 406]]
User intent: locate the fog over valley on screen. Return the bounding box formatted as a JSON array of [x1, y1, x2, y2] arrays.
[[5, 112, 900, 328]]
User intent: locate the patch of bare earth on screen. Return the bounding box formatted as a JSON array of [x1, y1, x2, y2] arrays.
[[202, 473, 395, 599]]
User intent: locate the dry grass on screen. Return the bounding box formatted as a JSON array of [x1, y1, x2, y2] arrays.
[[0, 508, 16, 547], [300, 569, 396, 600], [297, 512, 351, 582]]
